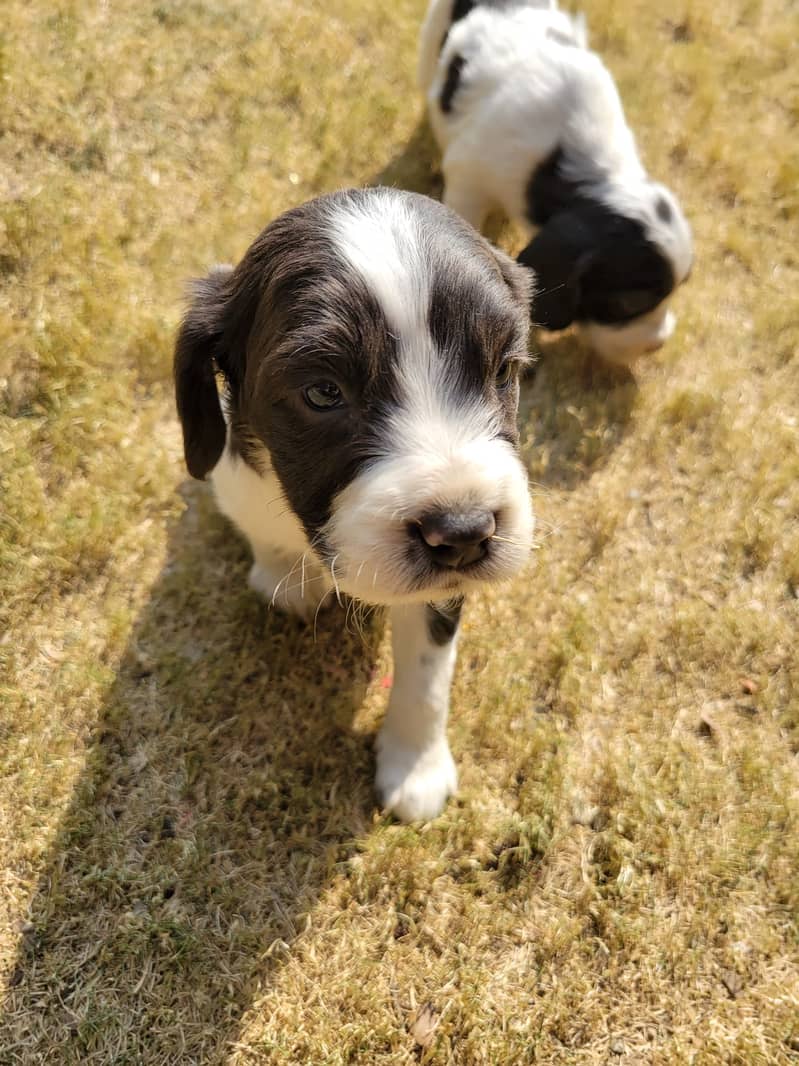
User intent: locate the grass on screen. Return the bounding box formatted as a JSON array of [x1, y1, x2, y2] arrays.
[[1, 0, 798, 1062]]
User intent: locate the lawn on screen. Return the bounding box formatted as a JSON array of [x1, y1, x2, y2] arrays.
[[1, 0, 798, 1062]]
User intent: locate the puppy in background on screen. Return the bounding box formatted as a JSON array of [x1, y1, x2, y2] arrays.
[[174, 187, 535, 822], [420, 0, 693, 364]]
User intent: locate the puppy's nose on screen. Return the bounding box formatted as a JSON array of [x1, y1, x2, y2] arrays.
[[415, 510, 496, 569]]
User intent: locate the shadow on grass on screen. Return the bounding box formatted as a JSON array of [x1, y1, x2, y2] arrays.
[[520, 332, 639, 491], [2, 481, 382, 1063], [370, 117, 441, 199]]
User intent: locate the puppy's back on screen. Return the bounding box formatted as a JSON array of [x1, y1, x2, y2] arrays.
[[425, 3, 636, 219]]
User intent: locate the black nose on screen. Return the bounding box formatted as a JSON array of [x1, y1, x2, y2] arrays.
[[414, 510, 496, 570]]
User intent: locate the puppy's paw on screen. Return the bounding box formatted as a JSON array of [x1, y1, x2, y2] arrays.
[[248, 560, 333, 622], [375, 732, 457, 822]]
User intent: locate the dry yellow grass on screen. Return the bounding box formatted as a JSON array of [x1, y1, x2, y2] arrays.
[[1, 0, 798, 1063]]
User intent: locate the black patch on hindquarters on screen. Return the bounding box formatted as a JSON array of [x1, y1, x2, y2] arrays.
[[426, 598, 464, 645], [440, 53, 466, 114]]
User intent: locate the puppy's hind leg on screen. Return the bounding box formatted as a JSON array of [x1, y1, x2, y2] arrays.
[[376, 599, 463, 822]]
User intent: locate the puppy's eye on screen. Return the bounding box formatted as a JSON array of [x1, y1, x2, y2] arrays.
[[303, 382, 344, 411], [495, 361, 516, 390]]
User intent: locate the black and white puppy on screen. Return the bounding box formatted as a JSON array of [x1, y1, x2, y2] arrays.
[[420, 0, 694, 363], [174, 187, 535, 822]]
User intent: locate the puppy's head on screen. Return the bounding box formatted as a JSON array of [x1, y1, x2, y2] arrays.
[[518, 179, 693, 363], [175, 188, 535, 605]]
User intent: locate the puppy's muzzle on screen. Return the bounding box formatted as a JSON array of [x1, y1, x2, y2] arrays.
[[412, 508, 497, 570]]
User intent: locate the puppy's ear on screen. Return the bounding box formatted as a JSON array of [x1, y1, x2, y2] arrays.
[[517, 211, 596, 331], [174, 265, 234, 480], [492, 244, 535, 316]]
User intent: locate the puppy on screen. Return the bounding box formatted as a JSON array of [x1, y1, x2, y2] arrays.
[[420, 0, 693, 363], [174, 187, 535, 822]]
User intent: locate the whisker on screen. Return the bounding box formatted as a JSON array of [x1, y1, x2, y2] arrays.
[[268, 566, 293, 609], [312, 590, 331, 642], [270, 570, 333, 597], [329, 554, 343, 607]]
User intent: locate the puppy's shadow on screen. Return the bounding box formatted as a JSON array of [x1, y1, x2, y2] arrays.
[[2, 481, 383, 1062], [520, 332, 638, 491], [370, 117, 442, 198]]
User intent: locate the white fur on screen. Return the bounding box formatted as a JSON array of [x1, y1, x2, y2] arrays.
[[422, 3, 616, 227], [328, 193, 430, 340], [420, 0, 693, 360], [212, 444, 334, 619], [582, 307, 676, 364], [376, 602, 459, 821], [324, 434, 533, 606]]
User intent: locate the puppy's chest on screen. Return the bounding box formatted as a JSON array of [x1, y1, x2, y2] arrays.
[[212, 446, 309, 557]]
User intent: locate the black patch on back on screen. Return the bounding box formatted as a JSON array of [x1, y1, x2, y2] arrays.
[[440, 53, 466, 114], [655, 195, 673, 223], [525, 147, 583, 227], [426, 598, 464, 645]]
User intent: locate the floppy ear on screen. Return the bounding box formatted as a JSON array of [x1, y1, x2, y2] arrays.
[[517, 210, 597, 331], [173, 265, 234, 480], [492, 243, 535, 317]]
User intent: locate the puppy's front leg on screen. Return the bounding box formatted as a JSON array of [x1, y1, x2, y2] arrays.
[[376, 600, 463, 822]]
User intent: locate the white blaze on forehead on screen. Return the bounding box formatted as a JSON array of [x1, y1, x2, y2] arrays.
[[330, 192, 430, 340], [329, 192, 499, 443]]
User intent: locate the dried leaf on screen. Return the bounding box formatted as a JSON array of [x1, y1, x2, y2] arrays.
[[409, 1002, 439, 1049], [721, 970, 744, 999]]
